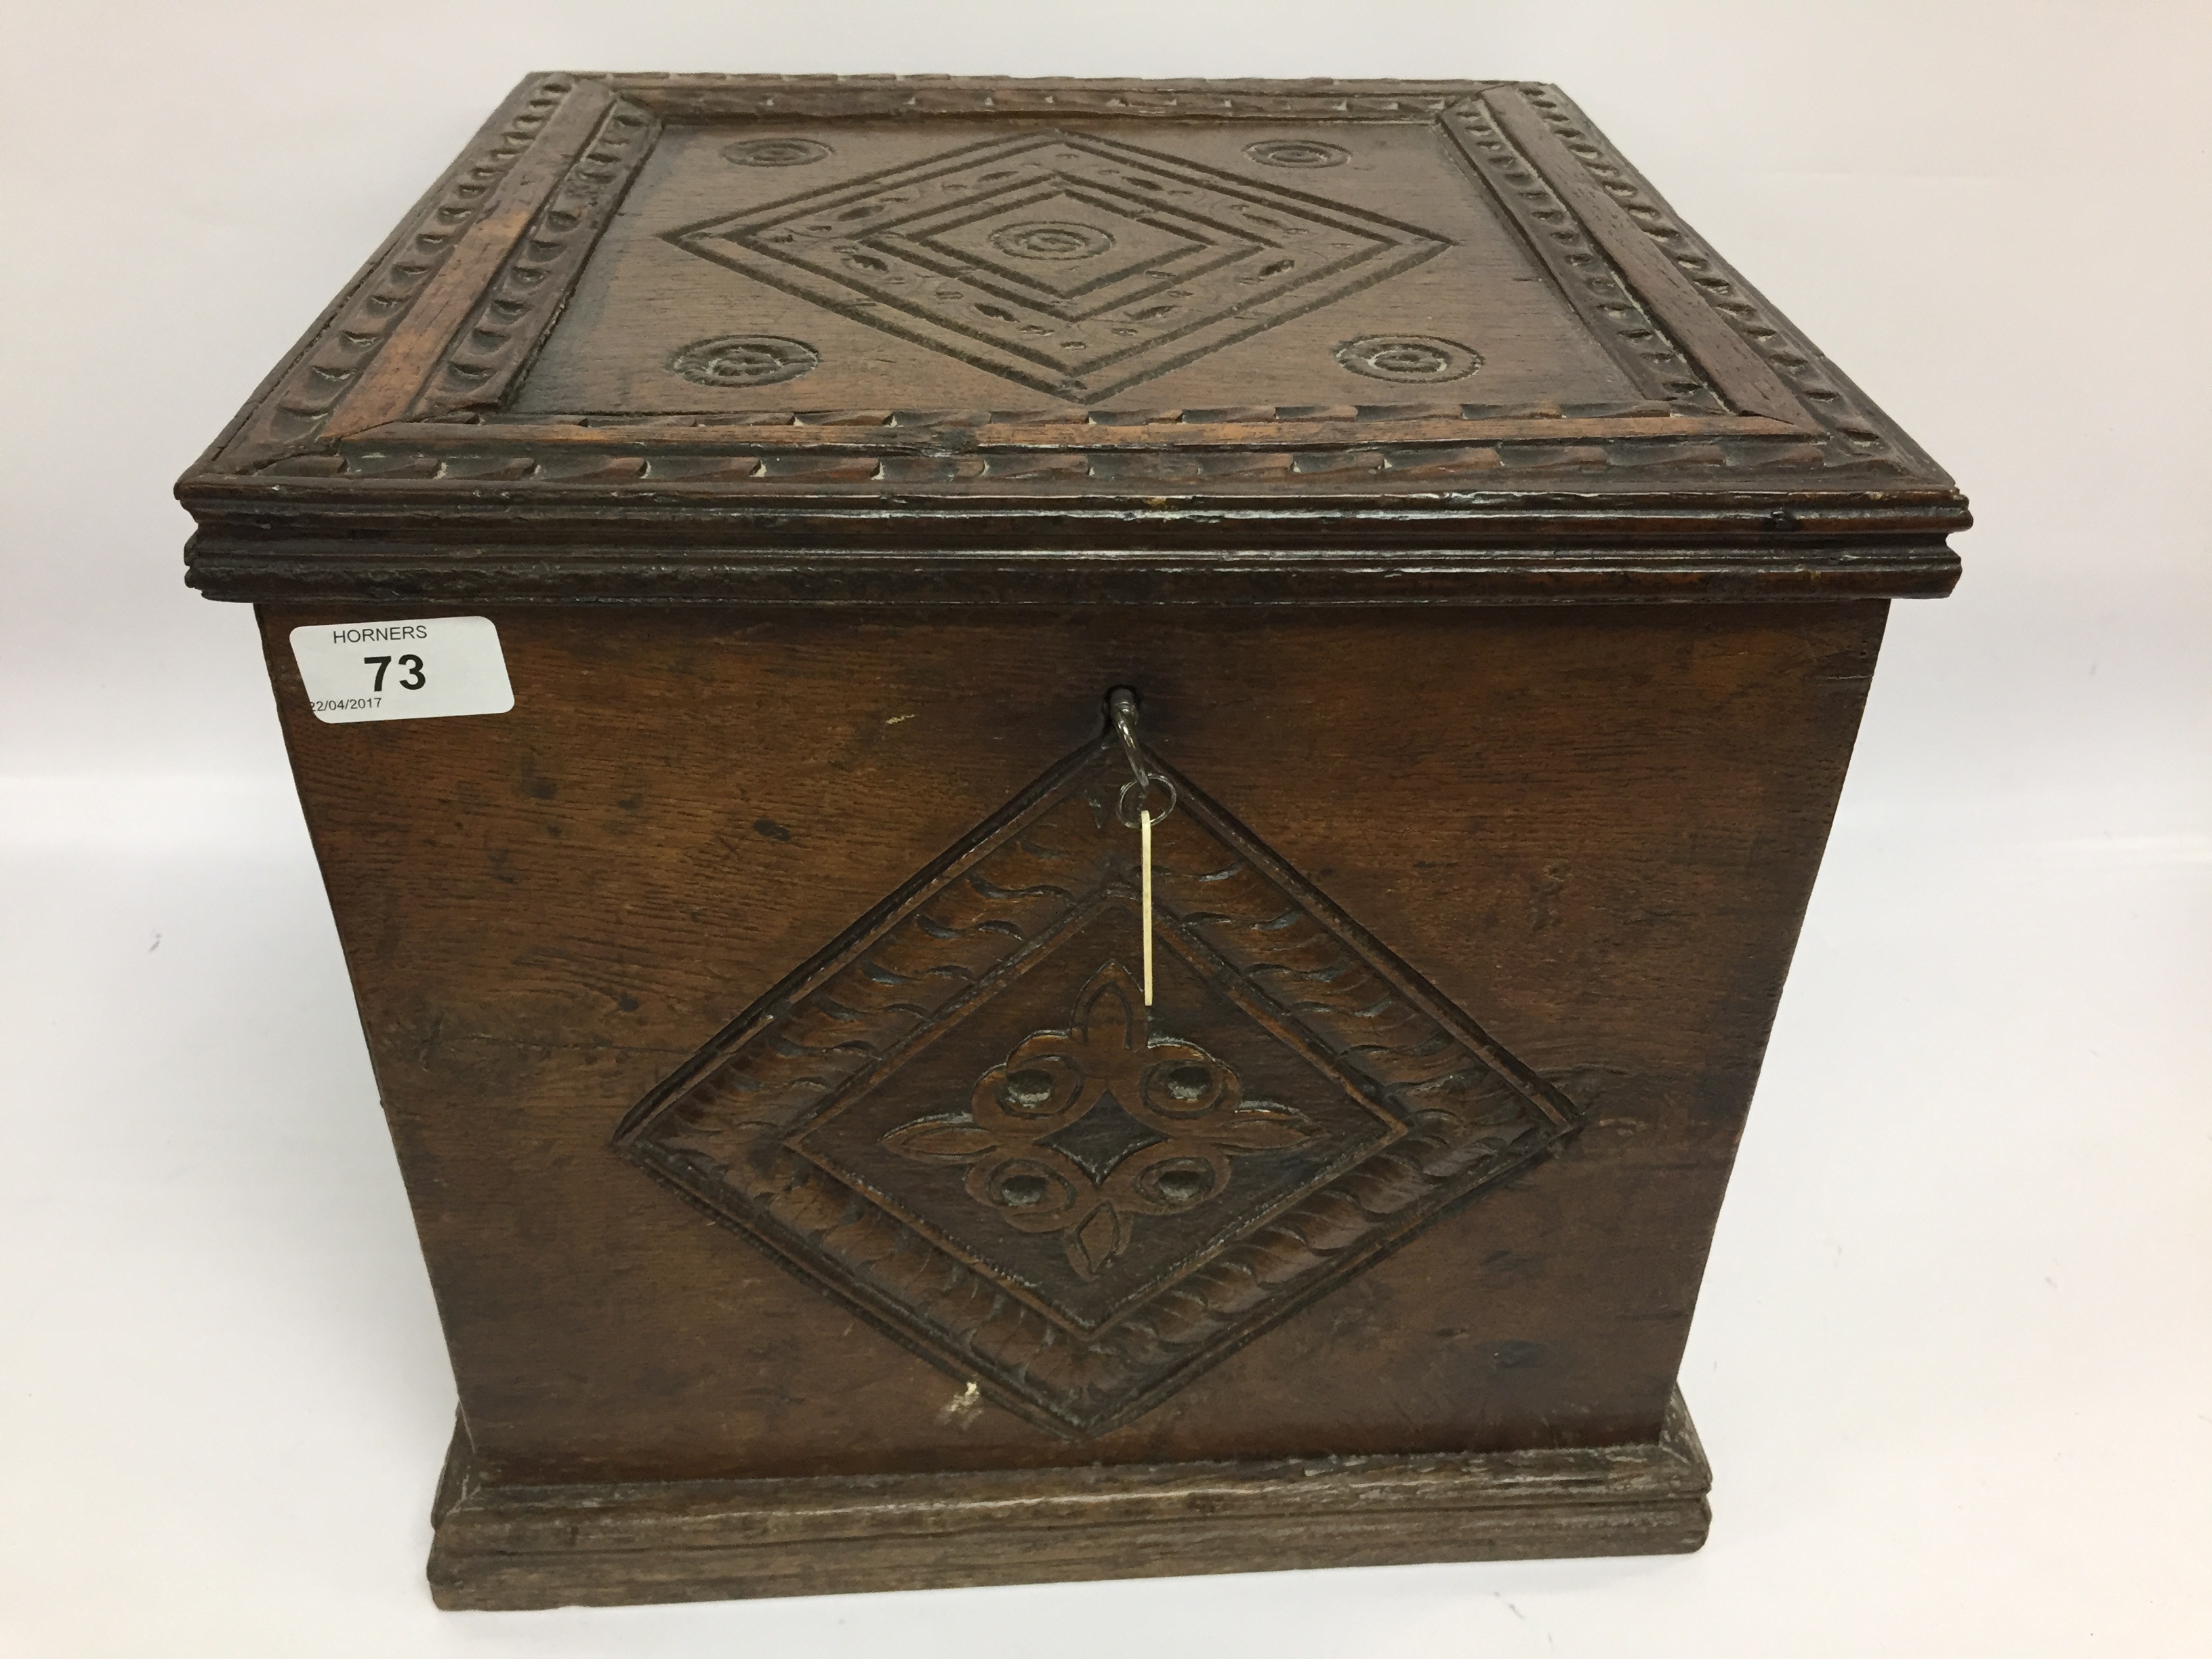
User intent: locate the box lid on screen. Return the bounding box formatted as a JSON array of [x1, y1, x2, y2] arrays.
[[178, 76, 1966, 605]]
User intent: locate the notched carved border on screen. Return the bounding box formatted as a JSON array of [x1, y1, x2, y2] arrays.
[[1443, 105, 1726, 416], [614, 739, 1579, 1438], [255, 401, 1851, 489], [212, 76, 659, 473], [1475, 85, 1923, 472], [405, 98, 658, 419], [185, 75, 1954, 529], [605, 74, 1507, 121], [259, 431, 1832, 488]]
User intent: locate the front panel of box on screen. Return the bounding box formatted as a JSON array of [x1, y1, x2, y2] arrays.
[[262, 600, 1883, 1486]]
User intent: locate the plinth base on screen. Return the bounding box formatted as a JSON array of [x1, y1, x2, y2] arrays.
[[426, 1391, 1711, 1610]]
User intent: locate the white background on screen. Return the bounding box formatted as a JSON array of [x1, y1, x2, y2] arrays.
[[4, 3, 2208, 1654]]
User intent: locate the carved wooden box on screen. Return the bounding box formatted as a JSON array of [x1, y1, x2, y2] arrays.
[[178, 75, 1965, 1610]]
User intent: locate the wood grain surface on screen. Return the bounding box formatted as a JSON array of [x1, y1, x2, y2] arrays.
[[264, 598, 1884, 1488], [179, 77, 1968, 606], [197, 75, 1956, 1601]]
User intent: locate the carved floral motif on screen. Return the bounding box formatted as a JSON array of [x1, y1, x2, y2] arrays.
[[617, 736, 1579, 1435], [884, 962, 1319, 1279]]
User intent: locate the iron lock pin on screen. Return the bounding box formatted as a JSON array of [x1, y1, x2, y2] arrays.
[[1107, 688, 1176, 1007]]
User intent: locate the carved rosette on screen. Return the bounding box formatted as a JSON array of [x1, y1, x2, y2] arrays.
[[883, 960, 1326, 1284], [617, 734, 1579, 1436]]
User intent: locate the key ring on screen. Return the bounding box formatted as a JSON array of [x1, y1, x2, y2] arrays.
[[1107, 689, 1177, 828]]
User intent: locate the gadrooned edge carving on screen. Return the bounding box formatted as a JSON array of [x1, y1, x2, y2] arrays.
[[264, 395, 1851, 485], [1335, 335, 1483, 384], [265, 419, 1839, 487], [1494, 84, 1902, 463], [669, 335, 822, 388], [213, 75, 595, 466], [411, 97, 659, 417], [614, 738, 1580, 1437], [609, 75, 1503, 121], [1443, 102, 1723, 415]]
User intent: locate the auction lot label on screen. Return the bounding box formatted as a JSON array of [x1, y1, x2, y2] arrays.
[[289, 617, 514, 724]]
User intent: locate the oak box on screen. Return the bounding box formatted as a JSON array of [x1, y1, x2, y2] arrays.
[[177, 74, 1966, 1609]]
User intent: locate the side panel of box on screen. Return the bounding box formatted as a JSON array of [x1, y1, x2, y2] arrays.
[[260, 600, 1886, 1483]]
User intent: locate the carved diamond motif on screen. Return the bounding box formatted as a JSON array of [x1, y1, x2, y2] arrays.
[[617, 736, 1578, 1435], [663, 129, 1452, 401]]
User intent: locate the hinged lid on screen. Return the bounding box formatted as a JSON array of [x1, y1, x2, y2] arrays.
[[179, 76, 1965, 605]]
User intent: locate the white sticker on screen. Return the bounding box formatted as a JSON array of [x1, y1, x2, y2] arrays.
[[289, 617, 514, 724]]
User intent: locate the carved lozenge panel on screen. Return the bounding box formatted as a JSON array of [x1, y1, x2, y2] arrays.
[[663, 127, 1450, 403], [617, 734, 1578, 1436]]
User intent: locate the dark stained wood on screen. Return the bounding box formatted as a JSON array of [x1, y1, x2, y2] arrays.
[[259, 598, 1883, 1483], [178, 75, 1967, 607], [186, 75, 1961, 1606], [427, 1391, 1711, 1610], [1468, 89, 1810, 425], [330, 80, 627, 435], [613, 732, 1584, 1439]]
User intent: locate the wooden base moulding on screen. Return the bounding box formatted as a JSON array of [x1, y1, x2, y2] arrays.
[[428, 1390, 1711, 1609]]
